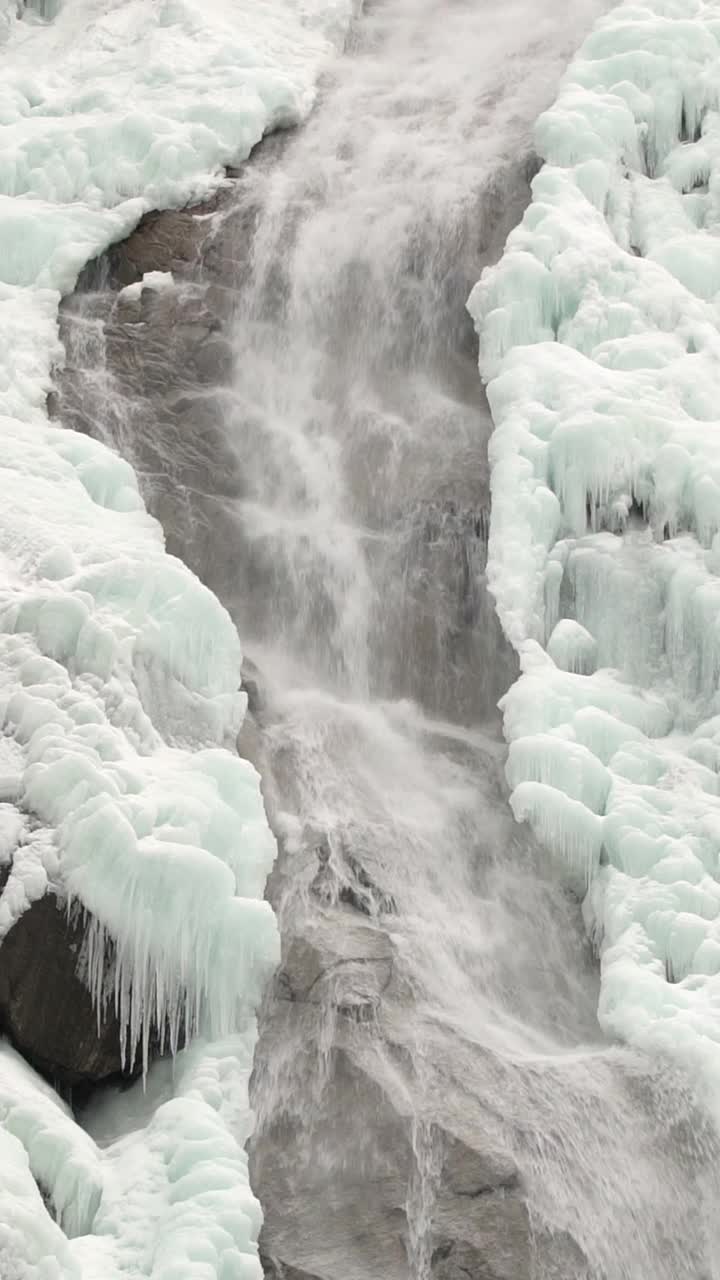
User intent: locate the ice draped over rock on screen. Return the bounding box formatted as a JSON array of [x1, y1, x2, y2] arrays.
[[0, 1, 354, 1276], [470, 0, 720, 1082]]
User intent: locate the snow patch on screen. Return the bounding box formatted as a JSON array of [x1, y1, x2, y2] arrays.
[[119, 271, 175, 302]]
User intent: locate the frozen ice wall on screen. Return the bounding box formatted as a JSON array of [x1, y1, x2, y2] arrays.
[[470, 0, 720, 1090], [0, 1, 351, 1275]]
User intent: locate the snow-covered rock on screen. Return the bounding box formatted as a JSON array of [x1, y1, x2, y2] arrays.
[[470, 0, 720, 1086], [0, 0, 354, 1275]]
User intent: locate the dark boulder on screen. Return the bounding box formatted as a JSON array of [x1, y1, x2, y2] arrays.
[[0, 895, 125, 1089]]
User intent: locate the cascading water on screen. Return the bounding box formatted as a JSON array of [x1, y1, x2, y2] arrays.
[[59, 1, 720, 1276]]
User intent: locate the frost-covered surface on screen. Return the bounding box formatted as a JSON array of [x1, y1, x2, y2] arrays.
[[0, 0, 353, 1275], [0, 0, 353, 292], [470, 0, 720, 1080]]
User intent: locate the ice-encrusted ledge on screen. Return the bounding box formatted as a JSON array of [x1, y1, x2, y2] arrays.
[[470, 0, 720, 1085], [0, 0, 354, 1275]]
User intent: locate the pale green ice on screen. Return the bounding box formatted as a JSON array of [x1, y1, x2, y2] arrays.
[[470, 0, 720, 1096], [0, 0, 353, 1276]]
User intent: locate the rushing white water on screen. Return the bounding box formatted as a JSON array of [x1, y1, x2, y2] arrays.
[[61, 1, 720, 1276]]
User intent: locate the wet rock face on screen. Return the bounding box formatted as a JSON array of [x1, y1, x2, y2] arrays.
[[58, 181, 256, 610], [246, 805, 535, 1280], [106, 205, 218, 287], [57, 145, 518, 726], [0, 895, 124, 1088], [10, 171, 270, 1102], [251, 905, 531, 1280], [53, 155, 542, 1278]]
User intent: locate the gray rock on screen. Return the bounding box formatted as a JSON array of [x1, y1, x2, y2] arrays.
[[276, 915, 394, 1018], [236, 710, 264, 773], [251, 1012, 530, 1280], [247, 883, 532, 1280], [241, 657, 266, 717], [261, 1262, 325, 1280]]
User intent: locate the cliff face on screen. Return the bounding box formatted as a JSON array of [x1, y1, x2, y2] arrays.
[[50, 163, 555, 1279]]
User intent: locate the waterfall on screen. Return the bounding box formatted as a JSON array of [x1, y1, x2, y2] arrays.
[[58, 1, 720, 1276]]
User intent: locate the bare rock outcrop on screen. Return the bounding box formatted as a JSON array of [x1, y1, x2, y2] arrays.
[[251, 898, 532, 1280], [0, 893, 124, 1088]]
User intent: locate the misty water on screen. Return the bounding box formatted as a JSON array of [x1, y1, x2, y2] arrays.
[[62, 1, 720, 1276]]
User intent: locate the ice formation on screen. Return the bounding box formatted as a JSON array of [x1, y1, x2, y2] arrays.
[[470, 0, 720, 1084], [0, 0, 352, 1275]]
